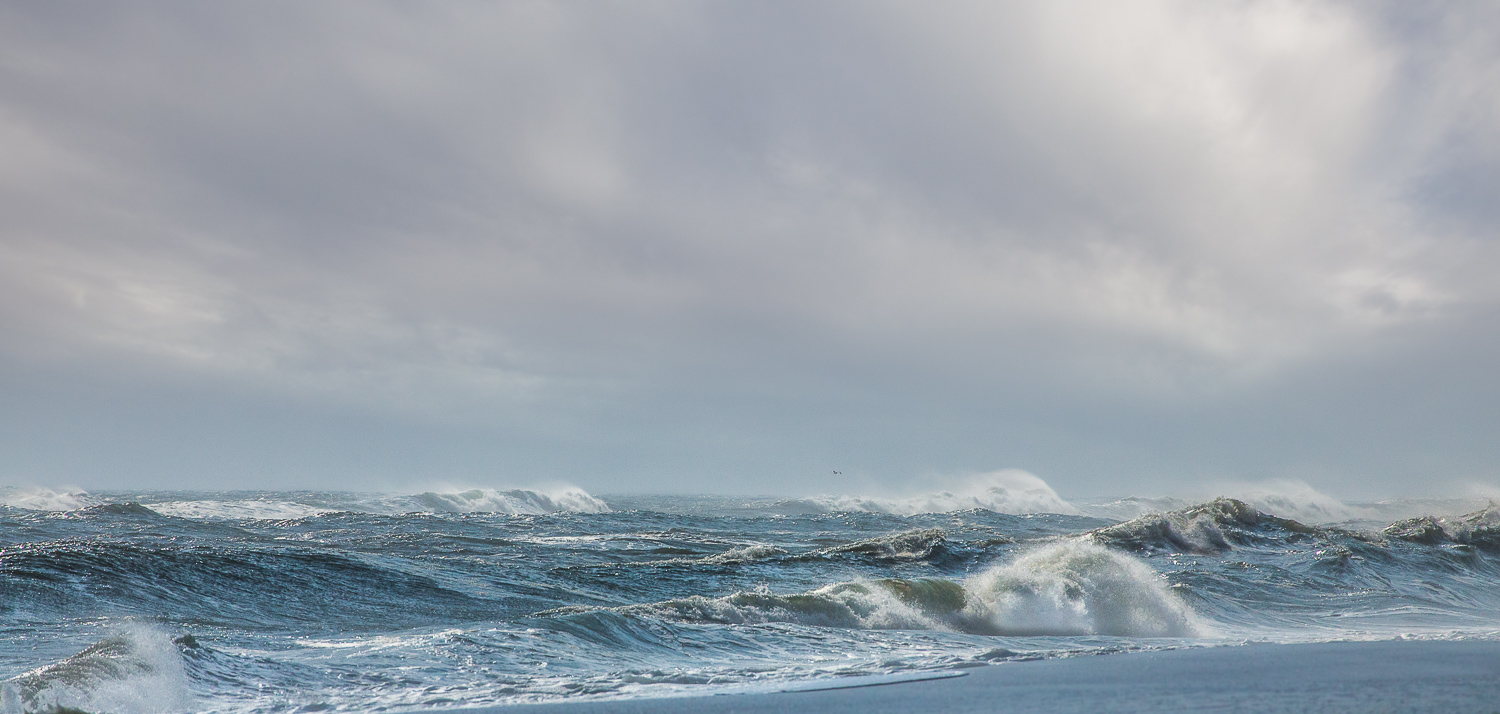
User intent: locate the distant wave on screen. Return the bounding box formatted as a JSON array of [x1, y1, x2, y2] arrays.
[[414, 487, 611, 514], [783, 470, 1080, 516], [1079, 482, 1368, 525], [0, 487, 97, 512], [147, 500, 332, 521], [1228, 481, 1371, 524], [1089, 498, 1320, 554], [1077, 496, 1190, 522], [1384, 503, 1500, 547], [546, 540, 1201, 638]]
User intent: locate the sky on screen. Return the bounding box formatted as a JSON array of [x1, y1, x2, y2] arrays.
[[1, 0, 1497, 498]]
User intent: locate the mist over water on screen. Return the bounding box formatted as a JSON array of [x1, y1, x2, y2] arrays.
[[3, 475, 1499, 712]]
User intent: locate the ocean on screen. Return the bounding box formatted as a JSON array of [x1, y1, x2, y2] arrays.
[[3, 476, 1498, 713]]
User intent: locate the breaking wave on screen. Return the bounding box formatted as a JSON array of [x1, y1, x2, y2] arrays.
[[1228, 481, 1370, 524], [809, 528, 950, 561], [1079, 482, 1366, 525], [550, 541, 1200, 638], [786, 470, 1079, 516], [147, 500, 332, 521], [1077, 496, 1189, 522], [1088, 498, 1318, 554], [2, 626, 194, 714], [414, 487, 611, 514], [1384, 503, 1500, 548], [963, 541, 1204, 637], [0, 487, 97, 512]]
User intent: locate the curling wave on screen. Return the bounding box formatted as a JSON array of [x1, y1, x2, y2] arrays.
[[2, 627, 194, 714], [546, 540, 1200, 638], [1089, 498, 1318, 554]]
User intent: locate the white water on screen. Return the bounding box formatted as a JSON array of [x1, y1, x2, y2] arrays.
[[794, 470, 1080, 516], [961, 541, 1205, 637], [0, 487, 96, 512], [414, 486, 611, 514], [148, 500, 333, 521], [612, 540, 1200, 639], [2, 625, 193, 714]]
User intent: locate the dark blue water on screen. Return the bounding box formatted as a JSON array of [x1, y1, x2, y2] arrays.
[[3, 484, 1498, 713]]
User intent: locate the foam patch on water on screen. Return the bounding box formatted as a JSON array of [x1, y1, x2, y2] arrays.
[[2, 625, 194, 714], [792, 470, 1080, 515], [415, 486, 611, 514], [0, 487, 97, 512]]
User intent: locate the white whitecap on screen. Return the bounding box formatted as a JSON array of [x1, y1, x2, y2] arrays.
[[146, 500, 332, 521], [1228, 480, 1370, 524], [3, 625, 195, 714], [415, 486, 611, 514], [961, 540, 1205, 637], [0, 487, 96, 512], [796, 470, 1079, 515]]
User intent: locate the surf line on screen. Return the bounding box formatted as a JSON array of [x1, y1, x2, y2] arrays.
[[737, 670, 968, 696]]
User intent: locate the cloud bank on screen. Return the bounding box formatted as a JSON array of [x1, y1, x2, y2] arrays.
[[0, 1, 1496, 494]]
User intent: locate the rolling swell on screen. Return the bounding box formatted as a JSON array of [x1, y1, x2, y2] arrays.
[[0, 539, 524, 629]]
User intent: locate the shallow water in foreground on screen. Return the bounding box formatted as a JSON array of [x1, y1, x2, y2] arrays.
[[2, 486, 1499, 713]]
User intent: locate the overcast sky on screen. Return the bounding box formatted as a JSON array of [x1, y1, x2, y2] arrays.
[[1, 0, 1497, 497]]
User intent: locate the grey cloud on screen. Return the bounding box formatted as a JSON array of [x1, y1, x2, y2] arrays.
[[0, 0, 1496, 494]]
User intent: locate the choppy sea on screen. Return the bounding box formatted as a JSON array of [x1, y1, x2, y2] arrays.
[[3, 473, 1499, 713]]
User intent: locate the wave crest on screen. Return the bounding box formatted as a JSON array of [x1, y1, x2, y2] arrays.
[[812, 528, 948, 561], [1384, 503, 1500, 548], [546, 540, 1199, 638], [0, 487, 96, 512], [1230, 481, 1369, 524], [2, 627, 194, 714], [1089, 498, 1315, 554], [788, 470, 1079, 516], [147, 500, 331, 521], [963, 541, 1204, 637], [414, 487, 610, 514]]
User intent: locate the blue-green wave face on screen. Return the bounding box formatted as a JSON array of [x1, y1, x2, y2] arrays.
[[4, 485, 1500, 712]]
